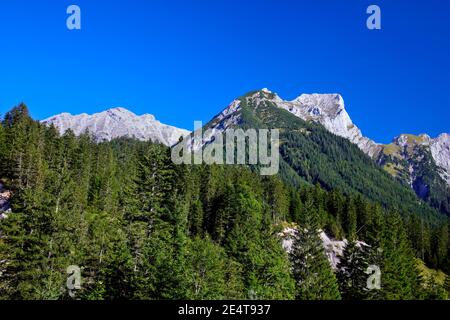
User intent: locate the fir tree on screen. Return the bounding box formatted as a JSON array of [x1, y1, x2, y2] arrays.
[[337, 241, 371, 300], [289, 203, 341, 300], [185, 236, 239, 299], [379, 211, 421, 299]]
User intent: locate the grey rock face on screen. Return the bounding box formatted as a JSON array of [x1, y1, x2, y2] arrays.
[[430, 133, 450, 186], [270, 91, 382, 158], [42, 107, 190, 147], [380, 133, 450, 190]]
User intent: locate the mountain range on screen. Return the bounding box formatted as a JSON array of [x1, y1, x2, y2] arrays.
[[42, 107, 190, 147], [42, 89, 450, 215]]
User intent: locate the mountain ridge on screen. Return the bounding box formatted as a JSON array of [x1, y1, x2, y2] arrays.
[[208, 89, 450, 199], [42, 107, 190, 147], [189, 88, 449, 215], [40, 89, 450, 212]]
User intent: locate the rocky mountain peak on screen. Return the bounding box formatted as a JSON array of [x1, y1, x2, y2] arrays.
[[251, 89, 382, 157], [380, 132, 450, 195], [291, 93, 345, 117]]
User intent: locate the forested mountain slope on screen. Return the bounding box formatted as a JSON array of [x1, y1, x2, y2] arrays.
[[198, 90, 445, 222], [197, 89, 450, 217]]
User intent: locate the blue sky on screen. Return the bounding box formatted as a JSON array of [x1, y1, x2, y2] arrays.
[[0, 0, 449, 143]]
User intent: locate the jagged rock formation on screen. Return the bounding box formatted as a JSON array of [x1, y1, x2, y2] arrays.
[[42, 107, 190, 147], [268, 90, 383, 158]]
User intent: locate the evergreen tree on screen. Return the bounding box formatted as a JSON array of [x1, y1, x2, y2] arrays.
[[337, 241, 371, 300], [225, 183, 295, 299], [379, 211, 421, 299], [289, 203, 341, 300], [1, 105, 449, 301], [444, 275, 450, 295], [0, 122, 6, 175], [344, 198, 357, 241], [185, 236, 243, 299]]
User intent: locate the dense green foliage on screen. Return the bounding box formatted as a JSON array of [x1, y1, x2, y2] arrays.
[[0, 103, 448, 300]]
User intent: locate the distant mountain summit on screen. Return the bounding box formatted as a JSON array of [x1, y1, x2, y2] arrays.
[[42, 107, 190, 146]]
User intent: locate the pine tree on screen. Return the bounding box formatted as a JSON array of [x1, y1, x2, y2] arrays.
[[327, 190, 345, 239], [289, 203, 341, 300], [125, 144, 190, 299], [263, 176, 289, 224], [0, 122, 6, 176], [380, 211, 421, 299], [288, 188, 303, 223], [225, 182, 295, 299], [337, 241, 371, 300], [185, 236, 235, 299], [345, 198, 357, 241]]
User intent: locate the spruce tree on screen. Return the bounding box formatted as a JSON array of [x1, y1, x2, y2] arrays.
[[337, 241, 371, 300], [380, 211, 421, 299], [185, 236, 232, 299], [225, 182, 295, 299], [289, 203, 341, 300]]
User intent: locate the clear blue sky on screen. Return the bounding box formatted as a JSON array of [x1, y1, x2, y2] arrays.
[[0, 0, 449, 143]]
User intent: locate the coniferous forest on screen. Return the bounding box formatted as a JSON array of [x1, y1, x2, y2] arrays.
[[0, 104, 449, 300]]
